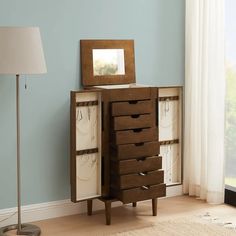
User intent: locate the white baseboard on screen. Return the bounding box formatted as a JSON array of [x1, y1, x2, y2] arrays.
[[0, 185, 183, 227], [166, 184, 183, 197], [0, 199, 122, 227]]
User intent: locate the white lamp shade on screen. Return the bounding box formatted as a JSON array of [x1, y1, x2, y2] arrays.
[[0, 27, 47, 75]]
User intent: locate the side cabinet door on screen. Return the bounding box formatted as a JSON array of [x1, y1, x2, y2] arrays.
[[70, 90, 102, 202], [157, 87, 183, 186]]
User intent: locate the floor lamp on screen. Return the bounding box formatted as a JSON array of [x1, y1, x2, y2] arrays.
[[0, 27, 47, 236]]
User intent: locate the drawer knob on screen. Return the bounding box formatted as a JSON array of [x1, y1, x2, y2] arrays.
[[129, 101, 138, 104], [139, 172, 146, 176], [135, 142, 144, 146], [133, 128, 142, 133], [141, 186, 149, 190], [131, 114, 140, 119]]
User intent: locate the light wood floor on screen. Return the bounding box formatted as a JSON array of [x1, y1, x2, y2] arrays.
[[6, 196, 236, 236]]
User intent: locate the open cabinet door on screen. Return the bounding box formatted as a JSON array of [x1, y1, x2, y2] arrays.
[[158, 87, 183, 187], [70, 90, 102, 202]]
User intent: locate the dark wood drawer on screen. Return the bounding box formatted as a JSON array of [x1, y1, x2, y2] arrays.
[[111, 141, 159, 159], [112, 170, 164, 190], [108, 87, 152, 102], [113, 114, 154, 131], [112, 100, 153, 116], [111, 156, 162, 175], [112, 184, 166, 204], [112, 128, 157, 145]]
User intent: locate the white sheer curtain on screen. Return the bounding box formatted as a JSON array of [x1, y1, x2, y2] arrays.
[[184, 0, 225, 204]]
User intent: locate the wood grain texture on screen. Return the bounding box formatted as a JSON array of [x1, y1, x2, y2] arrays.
[[110, 141, 160, 161], [112, 100, 152, 116], [70, 92, 77, 202], [70, 86, 167, 222], [87, 199, 93, 216], [110, 156, 162, 175], [150, 87, 158, 128], [112, 114, 154, 131], [107, 87, 165, 208], [152, 198, 157, 216], [108, 87, 151, 101], [105, 201, 111, 225], [101, 90, 111, 197], [111, 170, 164, 190], [112, 127, 157, 145], [113, 184, 166, 204]]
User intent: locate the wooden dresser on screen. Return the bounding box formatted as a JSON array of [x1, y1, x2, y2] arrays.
[[70, 40, 182, 225], [109, 87, 165, 204]]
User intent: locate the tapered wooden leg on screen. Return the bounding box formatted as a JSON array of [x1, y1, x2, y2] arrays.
[[105, 201, 111, 225], [132, 202, 137, 207], [152, 198, 157, 216], [87, 199, 93, 216]]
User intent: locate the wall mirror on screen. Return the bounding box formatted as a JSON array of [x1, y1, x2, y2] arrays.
[[81, 40, 135, 86]]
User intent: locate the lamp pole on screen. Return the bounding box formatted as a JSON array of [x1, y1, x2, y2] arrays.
[[16, 74, 22, 233]]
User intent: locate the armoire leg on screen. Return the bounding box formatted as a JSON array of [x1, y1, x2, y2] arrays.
[[152, 198, 157, 216], [105, 201, 111, 225], [87, 199, 93, 216], [132, 202, 137, 207]]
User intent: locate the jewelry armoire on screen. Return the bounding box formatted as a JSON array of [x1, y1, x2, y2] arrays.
[[70, 40, 183, 225]]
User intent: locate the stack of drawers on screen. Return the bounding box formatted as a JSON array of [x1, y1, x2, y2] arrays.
[[109, 88, 166, 204]]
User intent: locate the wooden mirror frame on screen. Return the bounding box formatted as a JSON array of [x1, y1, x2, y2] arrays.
[[81, 40, 136, 87]]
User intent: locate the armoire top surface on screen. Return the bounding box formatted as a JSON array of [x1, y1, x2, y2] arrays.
[[94, 83, 151, 90]]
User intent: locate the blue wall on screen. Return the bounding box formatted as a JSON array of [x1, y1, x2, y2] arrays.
[[0, 0, 185, 209]]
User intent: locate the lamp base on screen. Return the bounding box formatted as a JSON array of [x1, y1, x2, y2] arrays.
[[0, 224, 41, 236]]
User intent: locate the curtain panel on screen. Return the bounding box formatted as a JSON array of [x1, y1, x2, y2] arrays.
[[184, 0, 225, 204]]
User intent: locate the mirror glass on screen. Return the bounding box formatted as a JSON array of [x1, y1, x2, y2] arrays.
[[92, 49, 125, 76]]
